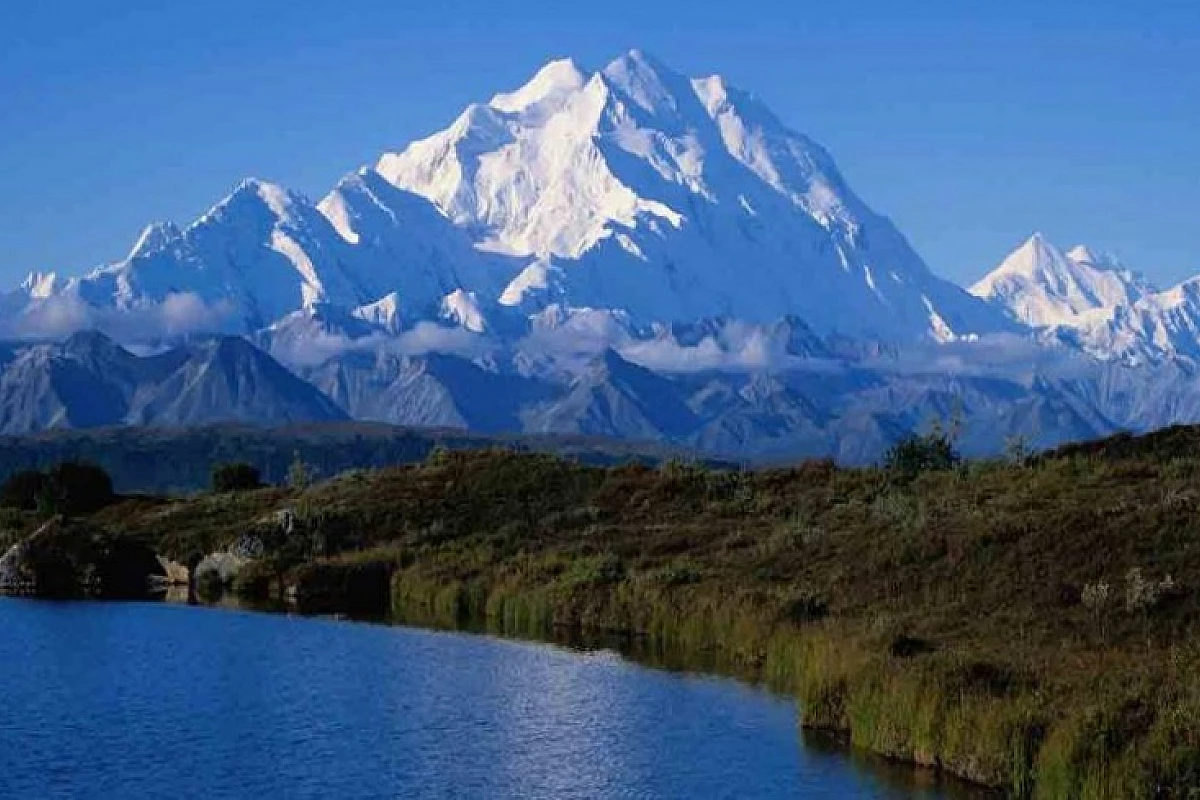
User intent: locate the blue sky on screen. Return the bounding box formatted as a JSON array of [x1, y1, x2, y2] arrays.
[[2, 0, 1198, 287]]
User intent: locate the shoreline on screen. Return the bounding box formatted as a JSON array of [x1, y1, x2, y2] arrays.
[[378, 569, 1026, 792], [6, 444, 1200, 796], [72, 592, 1001, 798]]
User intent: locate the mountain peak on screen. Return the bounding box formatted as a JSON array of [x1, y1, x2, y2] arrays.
[[490, 57, 587, 113], [17, 51, 1008, 347], [1003, 233, 1059, 275], [61, 329, 130, 362], [600, 49, 686, 114], [605, 48, 668, 73], [20, 271, 58, 299], [211, 178, 301, 221], [353, 292, 402, 333], [972, 233, 1154, 328]]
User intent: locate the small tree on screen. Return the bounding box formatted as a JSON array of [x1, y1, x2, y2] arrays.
[[45, 462, 114, 514], [211, 462, 262, 494], [287, 450, 314, 491], [883, 429, 961, 482], [0, 470, 50, 510], [424, 444, 452, 467], [1003, 434, 1033, 466], [0, 463, 114, 516]]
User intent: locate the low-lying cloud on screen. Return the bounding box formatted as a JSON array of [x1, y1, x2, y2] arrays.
[[268, 321, 495, 368], [3, 292, 238, 342]]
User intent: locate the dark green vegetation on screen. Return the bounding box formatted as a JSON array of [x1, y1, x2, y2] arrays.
[[5, 427, 1200, 796], [210, 462, 263, 493], [0, 422, 710, 494], [0, 517, 163, 598], [883, 423, 963, 483], [0, 462, 115, 515]]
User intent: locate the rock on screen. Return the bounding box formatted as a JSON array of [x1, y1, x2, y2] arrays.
[[0, 518, 166, 599], [0, 541, 34, 596], [156, 556, 190, 587], [194, 551, 249, 585]]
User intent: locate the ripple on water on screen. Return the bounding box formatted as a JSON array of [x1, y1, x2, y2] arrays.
[[0, 600, 990, 799]]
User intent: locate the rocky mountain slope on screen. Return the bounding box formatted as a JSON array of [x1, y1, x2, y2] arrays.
[[0, 332, 345, 433]]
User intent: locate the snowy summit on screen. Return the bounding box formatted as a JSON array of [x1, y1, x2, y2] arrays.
[[8, 50, 1007, 345]]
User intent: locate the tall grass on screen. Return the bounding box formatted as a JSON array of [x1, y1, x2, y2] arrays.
[[99, 442, 1200, 796]]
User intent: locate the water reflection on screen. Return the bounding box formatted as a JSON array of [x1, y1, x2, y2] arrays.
[[0, 599, 994, 798]]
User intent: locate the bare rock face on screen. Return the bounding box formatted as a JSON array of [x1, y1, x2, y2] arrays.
[[0, 518, 166, 599], [0, 332, 348, 435]]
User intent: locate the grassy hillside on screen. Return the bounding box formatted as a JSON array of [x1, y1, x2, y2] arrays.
[[6, 428, 1200, 796]]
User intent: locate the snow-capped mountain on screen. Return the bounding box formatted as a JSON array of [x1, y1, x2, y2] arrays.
[[1056, 278, 1200, 364], [9, 50, 1008, 347], [376, 50, 1008, 340], [971, 233, 1155, 328], [974, 233, 1200, 364], [5, 51, 1200, 460]]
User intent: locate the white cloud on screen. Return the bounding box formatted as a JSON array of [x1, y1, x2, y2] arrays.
[[268, 321, 495, 369], [2, 292, 238, 342]]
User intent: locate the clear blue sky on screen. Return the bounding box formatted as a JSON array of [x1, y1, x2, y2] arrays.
[[3, 0, 1198, 287]]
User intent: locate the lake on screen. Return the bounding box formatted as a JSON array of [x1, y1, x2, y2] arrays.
[[0, 600, 987, 798]]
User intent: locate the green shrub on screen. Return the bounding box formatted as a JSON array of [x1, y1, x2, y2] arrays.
[[293, 555, 395, 615], [0, 470, 49, 510], [0, 519, 163, 599], [563, 554, 624, 587], [211, 462, 263, 494], [50, 462, 115, 514], [195, 568, 226, 601], [0, 463, 115, 515], [286, 451, 315, 490], [232, 560, 273, 601], [783, 590, 829, 624], [883, 431, 961, 481]]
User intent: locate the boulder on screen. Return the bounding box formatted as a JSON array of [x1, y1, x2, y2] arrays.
[[194, 551, 249, 585], [156, 556, 190, 586]]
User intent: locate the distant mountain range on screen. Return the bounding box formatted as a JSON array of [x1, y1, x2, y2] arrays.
[[3, 51, 1199, 461], [972, 232, 1200, 364]]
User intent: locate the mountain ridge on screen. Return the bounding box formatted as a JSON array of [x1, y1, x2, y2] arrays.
[[975, 233, 1200, 364], [11, 50, 1008, 347]]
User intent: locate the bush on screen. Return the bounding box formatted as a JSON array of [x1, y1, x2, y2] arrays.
[[195, 568, 226, 601], [292, 556, 395, 615], [888, 635, 934, 658], [211, 462, 262, 494], [883, 430, 961, 481], [0, 470, 49, 510], [45, 462, 115, 514], [784, 591, 829, 624], [287, 451, 315, 490], [0, 518, 163, 599], [0, 463, 115, 515], [232, 560, 274, 601]]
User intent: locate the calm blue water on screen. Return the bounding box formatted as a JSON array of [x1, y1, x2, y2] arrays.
[[0, 600, 979, 799]]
